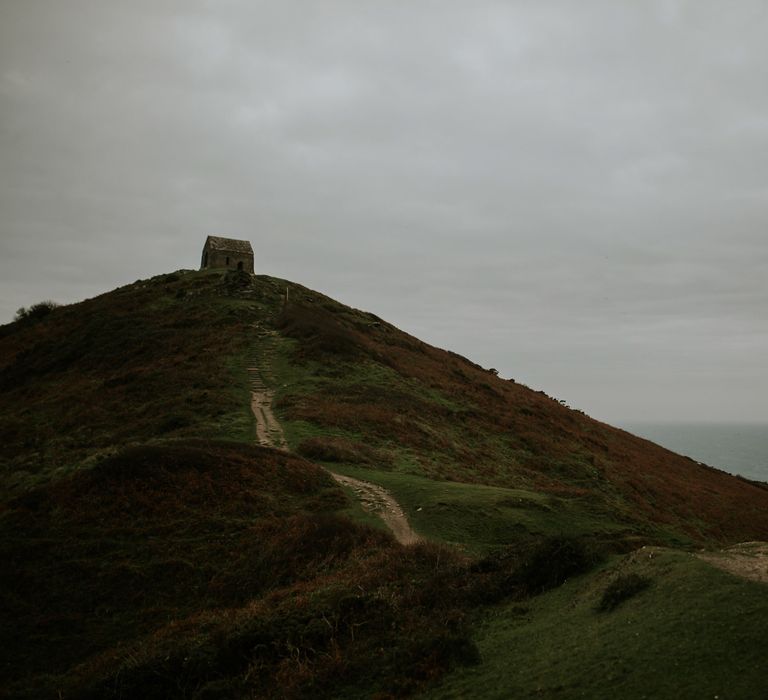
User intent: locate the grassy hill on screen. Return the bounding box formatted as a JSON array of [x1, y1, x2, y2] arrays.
[[1, 268, 767, 698], [270, 274, 768, 548]]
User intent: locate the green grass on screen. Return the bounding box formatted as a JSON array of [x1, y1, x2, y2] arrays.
[[264, 294, 768, 547], [428, 549, 768, 699], [5, 268, 768, 699], [0, 269, 262, 492], [322, 465, 640, 554], [332, 480, 392, 535]]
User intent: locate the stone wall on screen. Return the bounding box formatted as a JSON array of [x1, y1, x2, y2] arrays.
[[201, 248, 254, 274]]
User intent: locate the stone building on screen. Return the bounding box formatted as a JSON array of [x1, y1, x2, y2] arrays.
[[200, 236, 254, 273]]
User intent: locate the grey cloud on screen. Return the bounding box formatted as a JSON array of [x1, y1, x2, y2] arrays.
[[2, 0, 767, 422]]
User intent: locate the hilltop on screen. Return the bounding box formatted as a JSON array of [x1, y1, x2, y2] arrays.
[[1, 268, 767, 699]]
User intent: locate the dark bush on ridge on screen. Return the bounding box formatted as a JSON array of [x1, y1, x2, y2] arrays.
[[14, 300, 59, 323]]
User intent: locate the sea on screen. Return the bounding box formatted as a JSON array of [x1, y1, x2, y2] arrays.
[[621, 423, 768, 484]]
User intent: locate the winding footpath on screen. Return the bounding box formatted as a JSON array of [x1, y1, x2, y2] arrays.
[[329, 473, 421, 545], [697, 542, 768, 584], [247, 333, 420, 545], [247, 338, 288, 451]]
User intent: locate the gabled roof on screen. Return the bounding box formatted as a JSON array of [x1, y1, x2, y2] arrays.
[[205, 236, 253, 255]]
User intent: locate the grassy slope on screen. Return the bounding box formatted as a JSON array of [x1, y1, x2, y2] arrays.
[[3, 439, 493, 698], [0, 271, 488, 697], [1, 442, 346, 685], [328, 464, 630, 554], [269, 282, 768, 547], [2, 269, 767, 699], [428, 549, 768, 699], [0, 270, 262, 491]]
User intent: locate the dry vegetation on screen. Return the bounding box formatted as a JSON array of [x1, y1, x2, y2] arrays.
[[273, 290, 768, 545], [2, 269, 768, 698], [1, 440, 599, 698]]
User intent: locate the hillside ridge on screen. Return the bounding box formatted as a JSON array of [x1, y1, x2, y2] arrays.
[[3, 267, 768, 547], [3, 267, 768, 699], [246, 322, 419, 543]]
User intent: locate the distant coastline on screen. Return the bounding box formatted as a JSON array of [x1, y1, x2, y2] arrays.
[[622, 422, 768, 484]]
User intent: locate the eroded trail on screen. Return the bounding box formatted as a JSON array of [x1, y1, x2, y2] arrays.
[[247, 330, 288, 451], [248, 330, 419, 545], [248, 383, 288, 451], [697, 541, 768, 584], [330, 473, 420, 546]]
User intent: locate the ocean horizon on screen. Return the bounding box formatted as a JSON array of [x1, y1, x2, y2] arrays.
[[621, 422, 768, 484]]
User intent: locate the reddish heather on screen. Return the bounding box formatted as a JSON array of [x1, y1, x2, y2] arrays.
[[277, 291, 768, 544]]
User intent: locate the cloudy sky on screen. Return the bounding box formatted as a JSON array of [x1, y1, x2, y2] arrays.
[[1, 0, 767, 424]]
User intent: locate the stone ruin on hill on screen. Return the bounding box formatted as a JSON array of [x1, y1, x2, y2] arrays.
[[200, 235, 254, 273]]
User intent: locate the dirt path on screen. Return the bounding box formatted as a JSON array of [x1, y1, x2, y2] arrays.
[[330, 473, 420, 545], [247, 332, 288, 451], [249, 386, 288, 451], [697, 541, 768, 584], [248, 330, 419, 545]]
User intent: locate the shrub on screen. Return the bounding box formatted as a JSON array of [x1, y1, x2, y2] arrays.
[[14, 300, 59, 322], [218, 269, 253, 292], [597, 573, 651, 612], [513, 536, 598, 596]]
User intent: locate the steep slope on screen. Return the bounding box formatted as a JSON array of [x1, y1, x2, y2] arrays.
[[2, 268, 767, 543], [3, 441, 492, 698], [0, 270, 257, 491], [2, 268, 768, 699], [268, 278, 768, 546], [429, 546, 768, 699]]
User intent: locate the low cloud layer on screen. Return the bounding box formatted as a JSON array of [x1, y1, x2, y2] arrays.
[[2, 1, 767, 422]]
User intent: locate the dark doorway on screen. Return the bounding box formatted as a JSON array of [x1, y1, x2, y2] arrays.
[[237, 261, 244, 271], [226, 256, 230, 266]]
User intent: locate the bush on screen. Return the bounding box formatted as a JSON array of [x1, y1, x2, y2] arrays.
[[218, 270, 253, 293], [513, 536, 598, 596], [597, 573, 651, 612], [14, 300, 59, 322], [457, 536, 600, 604]]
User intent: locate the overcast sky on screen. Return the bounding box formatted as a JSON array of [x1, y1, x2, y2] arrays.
[[1, 0, 767, 424]]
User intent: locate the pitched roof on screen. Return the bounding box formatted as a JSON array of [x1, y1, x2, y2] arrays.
[[205, 236, 253, 254]]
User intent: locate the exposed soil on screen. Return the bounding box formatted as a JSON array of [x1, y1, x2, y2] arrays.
[[330, 472, 420, 545], [249, 385, 288, 451], [248, 332, 418, 544], [247, 332, 288, 451], [697, 541, 768, 584]]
